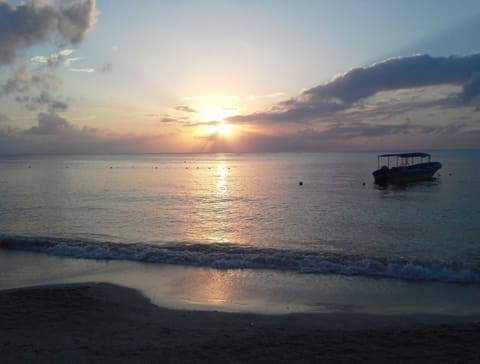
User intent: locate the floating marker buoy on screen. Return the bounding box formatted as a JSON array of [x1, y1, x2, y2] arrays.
[[299, 181, 303, 186], [362, 182, 366, 186]]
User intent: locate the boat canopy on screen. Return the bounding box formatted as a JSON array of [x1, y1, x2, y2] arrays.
[[377, 152, 432, 168], [378, 152, 430, 158]]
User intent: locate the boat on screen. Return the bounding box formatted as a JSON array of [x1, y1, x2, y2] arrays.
[[372, 152, 442, 185]]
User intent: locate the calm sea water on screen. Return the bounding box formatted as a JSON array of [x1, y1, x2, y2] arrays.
[[0, 151, 479, 286]]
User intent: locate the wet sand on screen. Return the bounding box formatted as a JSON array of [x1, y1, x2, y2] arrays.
[[1, 282, 479, 363]]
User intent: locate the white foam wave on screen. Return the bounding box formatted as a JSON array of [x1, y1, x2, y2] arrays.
[[1, 235, 479, 284]]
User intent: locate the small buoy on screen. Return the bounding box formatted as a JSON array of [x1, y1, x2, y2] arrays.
[[362, 182, 366, 186], [299, 181, 303, 186], [449, 173, 452, 176]]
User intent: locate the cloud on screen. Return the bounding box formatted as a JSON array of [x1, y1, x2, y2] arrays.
[[461, 72, 480, 102], [69, 67, 94, 73], [142, 113, 188, 124], [100, 63, 112, 73], [1, 65, 59, 96], [0, 113, 9, 123], [184, 120, 221, 128], [160, 117, 181, 123], [0, 1, 98, 118], [174, 105, 197, 113], [0, 0, 97, 66], [30, 49, 75, 67], [26, 112, 74, 135], [233, 53, 480, 125], [224, 119, 476, 152], [0, 112, 181, 154], [64, 57, 83, 67], [15, 91, 68, 112], [305, 54, 480, 105]]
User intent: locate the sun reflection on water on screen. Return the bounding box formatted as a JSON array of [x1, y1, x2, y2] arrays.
[[208, 162, 231, 243]]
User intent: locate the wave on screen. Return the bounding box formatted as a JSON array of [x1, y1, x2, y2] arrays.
[[1, 235, 479, 284]]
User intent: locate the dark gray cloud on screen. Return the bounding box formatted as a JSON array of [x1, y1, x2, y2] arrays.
[[316, 120, 471, 140], [461, 72, 480, 102], [227, 119, 474, 152], [0, 1, 98, 148], [321, 122, 413, 139], [1, 65, 60, 96], [232, 54, 480, 125], [305, 54, 480, 105], [26, 112, 74, 135], [16, 91, 68, 112], [0, 115, 177, 154], [0, 0, 97, 66]]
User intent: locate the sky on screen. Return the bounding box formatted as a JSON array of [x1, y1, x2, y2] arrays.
[[1, 0, 480, 153]]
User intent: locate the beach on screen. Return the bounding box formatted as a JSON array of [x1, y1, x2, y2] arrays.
[[1, 282, 479, 363]]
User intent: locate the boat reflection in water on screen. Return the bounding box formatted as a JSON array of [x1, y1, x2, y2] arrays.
[[372, 153, 442, 185]]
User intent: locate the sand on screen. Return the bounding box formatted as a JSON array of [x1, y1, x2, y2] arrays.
[[1, 283, 479, 363]]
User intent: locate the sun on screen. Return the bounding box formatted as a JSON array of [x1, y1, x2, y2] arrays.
[[198, 106, 233, 123], [212, 121, 232, 136], [196, 105, 235, 136]]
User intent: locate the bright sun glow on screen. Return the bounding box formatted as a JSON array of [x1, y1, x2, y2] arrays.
[[212, 122, 232, 136], [198, 106, 234, 122], [197, 105, 235, 136]]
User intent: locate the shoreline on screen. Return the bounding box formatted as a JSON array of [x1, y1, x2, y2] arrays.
[[1, 282, 480, 363]]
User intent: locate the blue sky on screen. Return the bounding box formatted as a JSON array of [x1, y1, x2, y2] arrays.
[[1, 0, 480, 153]]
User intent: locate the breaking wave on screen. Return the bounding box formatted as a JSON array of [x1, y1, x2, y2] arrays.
[[1, 235, 479, 284]]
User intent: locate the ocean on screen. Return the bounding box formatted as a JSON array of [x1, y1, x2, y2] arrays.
[[1, 151, 479, 314]]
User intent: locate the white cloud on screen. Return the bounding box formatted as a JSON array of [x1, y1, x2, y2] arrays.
[[69, 68, 94, 73], [30, 49, 75, 66], [64, 57, 83, 67]]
